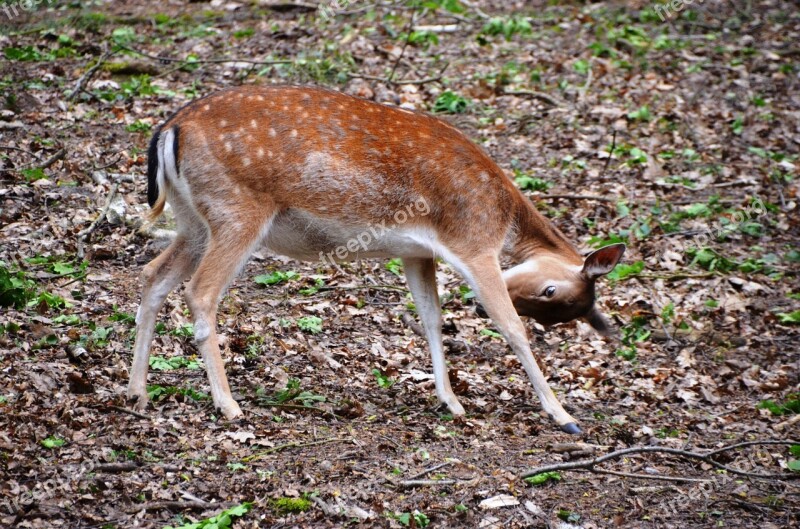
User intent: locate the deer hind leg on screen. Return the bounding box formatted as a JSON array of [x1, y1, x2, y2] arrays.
[[403, 257, 465, 415], [128, 235, 202, 410], [184, 209, 275, 419], [459, 254, 580, 434]]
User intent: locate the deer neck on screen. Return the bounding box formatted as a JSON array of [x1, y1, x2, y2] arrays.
[[507, 193, 583, 266]]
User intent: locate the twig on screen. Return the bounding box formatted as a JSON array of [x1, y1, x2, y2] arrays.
[[594, 468, 711, 483], [502, 89, 564, 107], [401, 312, 426, 339], [578, 58, 594, 103], [67, 46, 114, 101], [399, 479, 457, 488], [520, 440, 800, 481], [242, 437, 351, 462], [117, 44, 293, 66], [389, 8, 418, 82], [16, 148, 66, 172], [628, 272, 719, 281], [316, 284, 406, 292], [600, 130, 617, 179], [459, 0, 490, 19], [0, 145, 37, 156], [408, 461, 452, 480], [76, 182, 120, 259], [109, 405, 150, 420], [535, 194, 616, 203], [349, 72, 444, 86]]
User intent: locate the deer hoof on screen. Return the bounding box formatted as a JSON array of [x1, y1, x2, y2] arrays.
[[560, 422, 582, 435]]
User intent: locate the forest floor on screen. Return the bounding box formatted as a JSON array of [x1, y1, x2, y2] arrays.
[[0, 1, 799, 528]]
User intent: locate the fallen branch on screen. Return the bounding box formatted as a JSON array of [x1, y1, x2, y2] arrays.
[[76, 181, 120, 259], [108, 405, 150, 420], [520, 440, 800, 481], [502, 89, 565, 107], [117, 44, 293, 66], [349, 73, 444, 85], [67, 46, 114, 101], [15, 148, 66, 172], [94, 462, 141, 473]]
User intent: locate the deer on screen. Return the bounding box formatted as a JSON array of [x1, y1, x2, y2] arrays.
[[128, 85, 625, 434]]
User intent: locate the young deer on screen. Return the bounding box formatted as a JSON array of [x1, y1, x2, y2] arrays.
[[129, 85, 625, 434]]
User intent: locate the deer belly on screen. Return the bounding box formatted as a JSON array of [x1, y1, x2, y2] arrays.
[[264, 209, 438, 262]]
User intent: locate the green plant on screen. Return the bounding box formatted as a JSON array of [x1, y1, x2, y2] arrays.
[[386, 510, 430, 527], [627, 105, 651, 121], [258, 378, 326, 407], [297, 316, 323, 334], [776, 310, 800, 325], [686, 247, 736, 273], [405, 30, 439, 49], [606, 260, 644, 282], [757, 394, 799, 416], [271, 496, 311, 514], [147, 385, 209, 402], [164, 502, 251, 529], [149, 355, 202, 371], [227, 462, 247, 472], [479, 16, 532, 41], [524, 471, 561, 486], [372, 368, 394, 389], [514, 170, 552, 192], [432, 91, 469, 114], [616, 315, 650, 360], [385, 258, 403, 276], [125, 120, 152, 133], [254, 270, 299, 286], [0, 263, 36, 308], [41, 436, 66, 449]]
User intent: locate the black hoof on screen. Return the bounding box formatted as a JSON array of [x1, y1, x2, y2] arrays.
[[560, 422, 582, 435]]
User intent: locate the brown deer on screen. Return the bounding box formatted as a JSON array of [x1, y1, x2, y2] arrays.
[[128, 85, 625, 434]]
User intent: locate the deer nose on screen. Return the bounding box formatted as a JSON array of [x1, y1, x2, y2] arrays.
[[475, 303, 488, 318]]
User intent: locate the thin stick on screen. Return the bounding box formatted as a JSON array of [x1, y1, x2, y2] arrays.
[[118, 44, 293, 66], [76, 182, 120, 259], [389, 9, 418, 82], [594, 469, 712, 483], [67, 46, 114, 101], [399, 479, 457, 487], [407, 461, 452, 480], [502, 89, 564, 107], [520, 440, 800, 481], [109, 405, 150, 420], [600, 130, 617, 179], [349, 73, 444, 86], [535, 194, 616, 203]]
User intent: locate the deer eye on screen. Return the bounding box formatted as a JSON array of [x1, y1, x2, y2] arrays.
[[544, 286, 556, 298]]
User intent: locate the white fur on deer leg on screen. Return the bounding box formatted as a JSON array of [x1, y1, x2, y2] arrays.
[[194, 319, 211, 342]]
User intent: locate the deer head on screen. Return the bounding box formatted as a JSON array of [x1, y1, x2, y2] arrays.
[[498, 243, 626, 335]]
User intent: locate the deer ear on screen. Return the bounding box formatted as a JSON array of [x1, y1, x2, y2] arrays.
[[582, 243, 626, 280]]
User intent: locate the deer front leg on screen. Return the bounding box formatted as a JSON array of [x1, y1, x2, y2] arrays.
[[463, 255, 581, 434], [184, 214, 273, 419], [403, 257, 465, 415]]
